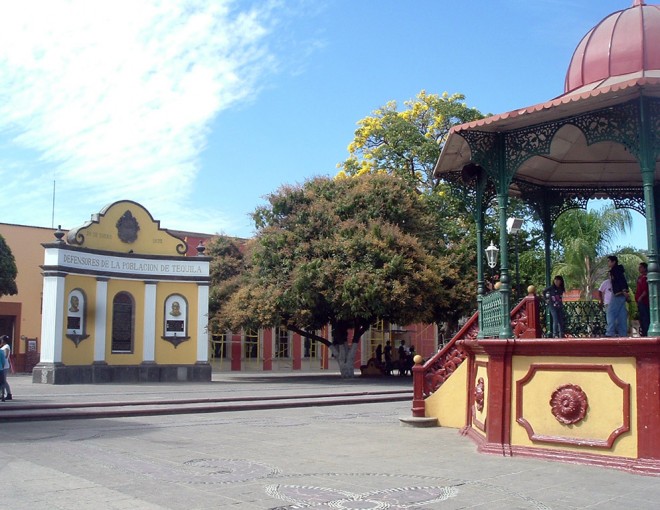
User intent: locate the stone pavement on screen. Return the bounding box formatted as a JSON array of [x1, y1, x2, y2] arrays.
[[1, 372, 659, 509]]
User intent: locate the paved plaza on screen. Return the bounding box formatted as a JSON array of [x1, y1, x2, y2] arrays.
[[1, 373, 659, 509]]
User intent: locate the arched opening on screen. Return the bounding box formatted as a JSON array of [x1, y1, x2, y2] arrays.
[[111, 292, 134, 353]]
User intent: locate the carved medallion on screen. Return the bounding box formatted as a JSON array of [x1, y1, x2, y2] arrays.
[[116, 210, 140, 243], [475, 377, 485, 412], [550, 384, 588, 425]]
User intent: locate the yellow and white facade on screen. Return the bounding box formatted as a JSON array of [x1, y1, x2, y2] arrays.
[[34, 200, 211, 384]]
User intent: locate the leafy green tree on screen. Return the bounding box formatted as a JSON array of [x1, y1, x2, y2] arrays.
[[552, 206, 636, 298], [0, 234, 18, 297], [337, 90, 484, 192], [206, 235, 247, 317], [337, 91, 487, 329], [215, 174, 462, 377]]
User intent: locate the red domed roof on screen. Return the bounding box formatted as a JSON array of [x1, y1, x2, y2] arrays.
[[564, 1, 660, 94]]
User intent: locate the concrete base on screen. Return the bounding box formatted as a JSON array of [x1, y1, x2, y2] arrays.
[[399, 416, 438, 427], [32, 362, 212, 384]]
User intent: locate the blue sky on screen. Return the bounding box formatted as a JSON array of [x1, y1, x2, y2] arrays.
[[0, 0, 647, 250]]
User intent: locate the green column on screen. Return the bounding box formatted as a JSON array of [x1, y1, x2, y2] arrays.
[[639, 98, 660, 336], [497, 189, 513, 338], [475, 176, 487, 339]]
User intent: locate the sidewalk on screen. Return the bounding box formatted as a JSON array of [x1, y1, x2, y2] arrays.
[[1, 372, 659, 509]]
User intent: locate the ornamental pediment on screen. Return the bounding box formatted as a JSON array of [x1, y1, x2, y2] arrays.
[[65, 200, 187, 256]]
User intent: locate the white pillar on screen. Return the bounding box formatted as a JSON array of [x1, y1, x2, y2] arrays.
[[40, 272, 66, 364], [94, 277, 109, 362], [196, 283, 210, 362], [143, 281, 158, 362]]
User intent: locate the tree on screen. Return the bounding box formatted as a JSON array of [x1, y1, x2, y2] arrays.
[[337, 91, 486, 329], [215, 174, 461, 377], [552, 206, 636, 298], [206, 235, 247, 315], [337, 90, 484, 193], [0, 234, 18, 297]]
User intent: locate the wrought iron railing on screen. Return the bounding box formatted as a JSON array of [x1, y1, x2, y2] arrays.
[[480, 291, 503, 337], [411, 293, 609, 417], [539, 300, 607, 338]]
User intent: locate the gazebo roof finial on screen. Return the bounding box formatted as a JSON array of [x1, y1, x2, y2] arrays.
[[633, 0, 646, 6]]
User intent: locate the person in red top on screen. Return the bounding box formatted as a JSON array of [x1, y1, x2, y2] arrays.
[[636, 262, 649, 337]]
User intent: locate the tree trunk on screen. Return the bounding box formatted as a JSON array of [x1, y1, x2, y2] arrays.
[[329, 342, 359, 378]]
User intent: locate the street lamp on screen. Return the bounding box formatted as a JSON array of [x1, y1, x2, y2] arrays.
[[507, 217, 524, 300], [485, 241, 499, 291], [485, 239, 499, 270], [485, 240, 499, 269]]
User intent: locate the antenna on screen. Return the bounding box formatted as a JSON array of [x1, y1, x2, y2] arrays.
[[51, 180, 56, 228]]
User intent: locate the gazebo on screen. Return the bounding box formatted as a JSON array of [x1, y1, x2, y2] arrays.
[[411, 1, 660, 474]]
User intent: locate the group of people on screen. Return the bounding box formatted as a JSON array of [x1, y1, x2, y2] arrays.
[[543, 255, 650, 338], [598, 257, 649, 337], [375, 339, 416, 376], [0, 335, 13, 401]]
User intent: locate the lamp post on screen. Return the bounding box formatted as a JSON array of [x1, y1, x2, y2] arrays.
[[485, 241, 499, 288], [506, 217, 524, 301]]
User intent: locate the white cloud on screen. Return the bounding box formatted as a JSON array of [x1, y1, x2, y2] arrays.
[[0, 0, 279, 231]]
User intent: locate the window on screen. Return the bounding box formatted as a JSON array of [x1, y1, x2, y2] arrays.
[[370, 319, 387, 360], [276, 327, 290, 358], [210, 332, 228, 360], [112, 292, 134, 353], [304, 335, 318, 359], [209, 320, 228, 360], [243, 328, 259, 359]]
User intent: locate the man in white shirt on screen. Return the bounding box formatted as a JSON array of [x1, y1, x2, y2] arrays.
[[599, 278, 613, 308], [599, 278, 615, 337]]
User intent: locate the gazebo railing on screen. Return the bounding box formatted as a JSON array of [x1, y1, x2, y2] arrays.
[[540, 300, 607, 338], [414, 292, 538, 400], [480, 291, 503, 337]]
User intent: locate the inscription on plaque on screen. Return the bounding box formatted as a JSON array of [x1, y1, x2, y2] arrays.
[[67, 317, 81, 330], [166, 320, 184, 333]]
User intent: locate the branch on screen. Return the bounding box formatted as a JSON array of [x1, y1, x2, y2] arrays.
[[351, 320, 370, 344], [286, 325, 332, 347]]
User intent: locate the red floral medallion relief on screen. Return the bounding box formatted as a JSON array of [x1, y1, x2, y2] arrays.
[[550, 384, 588, 425], [475, 377, 485, 412]]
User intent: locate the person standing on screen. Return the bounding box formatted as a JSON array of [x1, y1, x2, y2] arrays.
[[606, 255, 630, 337], [0, 335, 11, 400], [383, 341, 392, 376], [544, 276, 566, 338], [636, 262, 650, 337], [0, 343, 6, 402]]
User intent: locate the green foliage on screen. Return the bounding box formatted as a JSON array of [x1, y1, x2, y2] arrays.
[[552, 206, 637, 298], [206, 235, 247, 317], [0, 234, 18, 297], [216, 174, 463, 346], [335, 91, 487, 327], [337, 90, 484, 192]]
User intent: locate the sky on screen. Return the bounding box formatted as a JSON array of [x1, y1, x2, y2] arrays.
[[0, 0, 649, 250]]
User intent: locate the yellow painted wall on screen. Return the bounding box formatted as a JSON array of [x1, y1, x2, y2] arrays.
[[106, 280, 145, 365], [511, 356, 637, 458], [155, 282, 199, 364], [424, 359, 469, 428], [61, 275, 96, 365]]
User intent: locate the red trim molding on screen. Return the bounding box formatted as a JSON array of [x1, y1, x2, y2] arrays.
[[460, 428, 660, 476], [516, 363, 630, 448]]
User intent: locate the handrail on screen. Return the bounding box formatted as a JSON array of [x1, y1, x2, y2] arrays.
[[411, 290, 540, 417]]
